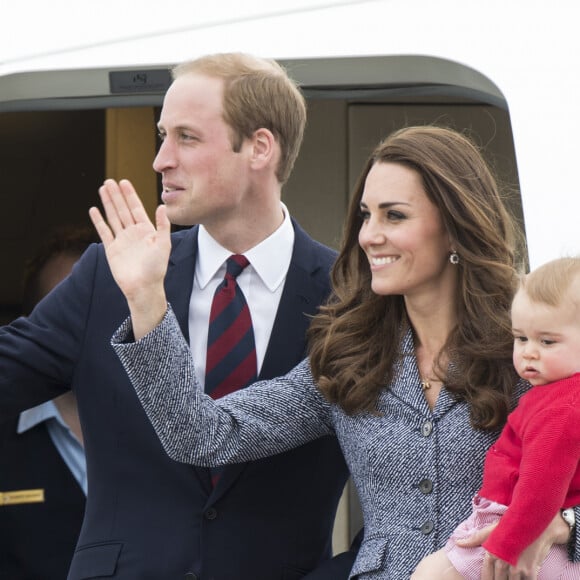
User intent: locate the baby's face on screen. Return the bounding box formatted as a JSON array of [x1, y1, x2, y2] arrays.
[[511, 290, 580, 386]]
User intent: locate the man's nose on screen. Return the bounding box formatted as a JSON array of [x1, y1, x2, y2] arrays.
[[153, 138, 177, 173]]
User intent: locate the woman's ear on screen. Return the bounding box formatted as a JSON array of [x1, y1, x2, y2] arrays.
[[447, 232, 458, 253]]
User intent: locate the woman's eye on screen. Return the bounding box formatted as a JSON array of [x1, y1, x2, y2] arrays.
[[387, 211, 406, 221], [157, 132, 166, 141], [358, 209, 370, 221]]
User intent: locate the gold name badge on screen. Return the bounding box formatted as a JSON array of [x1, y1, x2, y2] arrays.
[[0, 489, 45, 506]]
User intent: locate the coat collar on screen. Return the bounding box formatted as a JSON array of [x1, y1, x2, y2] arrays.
[[385, 326, 459, 418]]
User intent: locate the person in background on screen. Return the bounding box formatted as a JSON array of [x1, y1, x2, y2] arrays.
[[412, 256, 580, 579], [0, 53, 352, 579], [0, 227, 96, 580], [92, 125, 580, 579]]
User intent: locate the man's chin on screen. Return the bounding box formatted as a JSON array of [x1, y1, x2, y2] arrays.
[[165, 208, 197, 228]]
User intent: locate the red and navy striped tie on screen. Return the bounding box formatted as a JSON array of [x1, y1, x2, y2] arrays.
[[205, 254, 257, 400]]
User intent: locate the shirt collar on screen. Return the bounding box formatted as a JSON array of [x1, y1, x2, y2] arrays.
[[17, 399, 65, 434], [196, 202, 294, 292]]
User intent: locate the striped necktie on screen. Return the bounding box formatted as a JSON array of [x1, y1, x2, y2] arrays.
[[205, 254, 257, 400]]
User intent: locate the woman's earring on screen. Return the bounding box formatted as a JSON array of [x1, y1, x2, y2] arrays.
[[449, 251, 459, 265]]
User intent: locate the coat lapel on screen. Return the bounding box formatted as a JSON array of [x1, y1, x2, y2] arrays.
[[163, 227, 199, 343], [386, 327, 459, 418]]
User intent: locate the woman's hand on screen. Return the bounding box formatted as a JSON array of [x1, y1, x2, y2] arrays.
[[456, 511, 569, 579], [89, 179, 171, 339]]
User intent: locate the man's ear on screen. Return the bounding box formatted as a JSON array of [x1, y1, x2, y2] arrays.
[[249, 128, 276, 170]]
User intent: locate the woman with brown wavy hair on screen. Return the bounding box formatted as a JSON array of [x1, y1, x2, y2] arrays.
[[309, 125, 520, 430], [92, 125, 578, 578]]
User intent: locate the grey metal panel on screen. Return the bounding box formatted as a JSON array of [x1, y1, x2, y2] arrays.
[[0, 55, 505, 111]]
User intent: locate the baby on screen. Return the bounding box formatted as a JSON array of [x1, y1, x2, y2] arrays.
[[412, 257, 580, 579]]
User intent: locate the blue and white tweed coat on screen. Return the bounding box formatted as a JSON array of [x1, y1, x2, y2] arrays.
[[113, 308, 536, 579]]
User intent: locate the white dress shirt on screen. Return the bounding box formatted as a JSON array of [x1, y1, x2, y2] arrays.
[[18, 400, 87, 495], [189, 203, 294, 388]]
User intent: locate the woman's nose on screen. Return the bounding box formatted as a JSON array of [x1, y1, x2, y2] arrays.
[[359, 217, 384, 247]]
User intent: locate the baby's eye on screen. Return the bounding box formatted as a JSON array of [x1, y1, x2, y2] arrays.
[[514, 335, 528, 343], [541, 339, 556, 346]]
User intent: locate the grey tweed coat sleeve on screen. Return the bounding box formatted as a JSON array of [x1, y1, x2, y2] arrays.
[[112, 306, 334, 467]]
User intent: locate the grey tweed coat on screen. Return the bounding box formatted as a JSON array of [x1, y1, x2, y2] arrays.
[[112, 307, 577, 579]]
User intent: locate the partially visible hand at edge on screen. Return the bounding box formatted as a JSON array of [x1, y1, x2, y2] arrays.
[[456, 511, 569, 579]]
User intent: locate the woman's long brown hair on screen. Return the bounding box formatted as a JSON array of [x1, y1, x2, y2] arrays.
[[308, 126, 524, 430]]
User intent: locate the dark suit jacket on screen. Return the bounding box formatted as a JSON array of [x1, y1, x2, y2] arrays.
[[0, 222, 352, 580], [0, 417, 85, 580]]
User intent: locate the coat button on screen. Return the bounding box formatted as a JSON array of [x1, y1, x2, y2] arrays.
[[420, 520, 434, 535], [421, 420, 433, 437], [418, 478, 433, 494], [204, 507, 218, 520]]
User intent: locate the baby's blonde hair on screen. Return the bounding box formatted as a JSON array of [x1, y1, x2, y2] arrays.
[[519, 257, 580, 309]]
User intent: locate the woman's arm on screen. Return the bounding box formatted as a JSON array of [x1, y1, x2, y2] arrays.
[[92, 179, 335, 467], [112, 306, 334, 466]]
